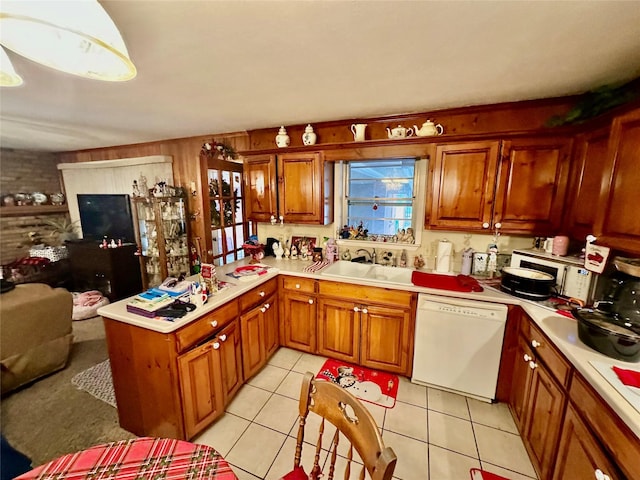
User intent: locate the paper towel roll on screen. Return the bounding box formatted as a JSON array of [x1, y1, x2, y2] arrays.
[[436, 240, 452, 273]]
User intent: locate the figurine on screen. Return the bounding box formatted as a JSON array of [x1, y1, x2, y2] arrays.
[[341, 249, 351, 261], [273, 241, 284, 260], [325, 239, 338, 263], [405, 228, 415, 244], [414, 254, 425, 269], [290, 244, 298, 259]]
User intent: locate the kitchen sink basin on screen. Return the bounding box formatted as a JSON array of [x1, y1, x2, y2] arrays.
[[320, 261, 413, 286]]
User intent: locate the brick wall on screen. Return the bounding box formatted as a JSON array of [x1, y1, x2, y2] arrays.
[[0, 148, 67, 265]]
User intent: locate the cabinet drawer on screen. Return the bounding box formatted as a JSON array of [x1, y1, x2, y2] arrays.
[[176, 300, 239, 353], [521, 319, 571, 387], [281, 276, 316, 294], [569, 374, 640, 480], [239, 278, 277, 312], [318, 280, 415, 307]]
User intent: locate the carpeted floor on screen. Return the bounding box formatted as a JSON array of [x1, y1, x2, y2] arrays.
[[0, 316, 135, 467]]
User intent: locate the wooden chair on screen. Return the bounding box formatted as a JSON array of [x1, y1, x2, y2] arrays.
[[283, 371, 397, 480]]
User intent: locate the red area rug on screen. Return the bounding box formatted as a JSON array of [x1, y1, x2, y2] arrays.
[[316, 359, 399, 408]]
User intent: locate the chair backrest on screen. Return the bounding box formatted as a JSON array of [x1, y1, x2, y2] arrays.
[[292, 371, 397, 480]]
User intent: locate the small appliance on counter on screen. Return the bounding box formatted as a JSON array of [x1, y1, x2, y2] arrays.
[[572, 257, 640, 361], [509, 249, 598, 305]]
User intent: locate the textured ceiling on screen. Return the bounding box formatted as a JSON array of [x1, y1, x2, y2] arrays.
[[1, 1, 639, 153]]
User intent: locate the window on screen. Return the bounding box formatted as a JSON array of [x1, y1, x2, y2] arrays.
[[344, 158, 417, 237], [207, 158, 256, 266]]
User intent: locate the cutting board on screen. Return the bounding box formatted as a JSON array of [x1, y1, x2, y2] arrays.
[[590, 361, 640, 413]]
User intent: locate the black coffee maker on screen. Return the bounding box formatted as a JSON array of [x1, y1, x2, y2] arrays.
[[597, 258, 640, 322]]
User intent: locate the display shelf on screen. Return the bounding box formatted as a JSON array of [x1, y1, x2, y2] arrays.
[[0, 205, 69, 217]]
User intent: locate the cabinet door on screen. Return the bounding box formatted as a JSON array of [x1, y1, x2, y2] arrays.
[[565, 128, 610, 241], [244, 154, 277, 222], [240, 305, 265, 380], [218, 320, 244, 405], [553, 404, 621, 480], [523, 359, 566, 480], [509, 334, 534, 431], [278, 152, 324, 224], [282, 290, 317, 353], [495, 137, 573, 234], [178, 339, 224, 439], [428, 141, 500, 230], [593, 108, 640, 253], [263, 293, 279, 359], [317, 297, 360, 364], [360, 303, 412, 375]]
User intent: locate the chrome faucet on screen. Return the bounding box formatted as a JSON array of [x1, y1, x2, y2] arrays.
[[356, 248, 376, 264]]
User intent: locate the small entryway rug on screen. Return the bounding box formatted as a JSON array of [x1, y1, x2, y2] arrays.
[[316, 359, 399, 408], [71, 359, 116, 408]]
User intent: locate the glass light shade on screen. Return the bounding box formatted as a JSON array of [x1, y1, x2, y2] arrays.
[[0, 0, 136, 81], [0, 45, 23, 86]]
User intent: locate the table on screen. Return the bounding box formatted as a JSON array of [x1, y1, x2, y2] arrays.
[[16, 437, 238, 480]]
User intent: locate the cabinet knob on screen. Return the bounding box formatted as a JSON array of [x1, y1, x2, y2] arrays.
[[528, 361, 538, 370], [308, 299, 314, 305], [265, 303, 270, 309], [210, 320, 218, 328], [362, 307, 368, 314], [523, 354, 532, 362], [531, 340, 541, 348], [482, 222, 490, 229], [494, 222, 502, 229], [295, 283, 301, 289], [213, 342, 220, 350], [220, 334, 227, 342], [353, 306, 360, 313], [259, 291, 266, 297], [595, 469, 610, 480], [261, 307, 266, 313]]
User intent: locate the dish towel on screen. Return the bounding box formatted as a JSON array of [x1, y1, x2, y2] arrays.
[[411, 271, 484, 292], [612, 366, 640, 388], [303, 260, 330, 273], [470, 468, 510, 480]]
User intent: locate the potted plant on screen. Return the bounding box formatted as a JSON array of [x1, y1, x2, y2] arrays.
[[42, 216, 80, 244]]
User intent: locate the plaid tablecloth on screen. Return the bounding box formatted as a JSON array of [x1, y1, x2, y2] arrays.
[[16, 437, 238, 480]]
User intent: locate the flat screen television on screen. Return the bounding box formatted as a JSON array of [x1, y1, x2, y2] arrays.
[[77, 194, 135, 243]]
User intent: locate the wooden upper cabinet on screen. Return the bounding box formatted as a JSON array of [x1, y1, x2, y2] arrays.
[[243, 154, 277, 222], [494, 136, 573, 234], [593, 108, 640, 254], [244, 152, 333, 224], [428, 141, 500, 230], [565, 128, 610, 241], [278, 152, 333, 224]]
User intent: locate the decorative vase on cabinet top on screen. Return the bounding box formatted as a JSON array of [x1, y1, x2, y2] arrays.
[[302, 124, 317, 145], [275, 126, 290, 148], [414, 120, 444, 136]]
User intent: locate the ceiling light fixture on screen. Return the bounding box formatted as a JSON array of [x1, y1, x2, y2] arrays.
[[0, 0, 136, 85], [0, 45, 23, 86]]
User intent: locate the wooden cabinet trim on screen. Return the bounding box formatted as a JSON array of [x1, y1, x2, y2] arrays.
[[318, 280, 414, 307]]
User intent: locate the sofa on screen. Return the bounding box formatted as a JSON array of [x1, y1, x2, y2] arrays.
[[1, 283, 73, 394]]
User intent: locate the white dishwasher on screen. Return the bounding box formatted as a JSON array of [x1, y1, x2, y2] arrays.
[[411, 293, 507, 402]]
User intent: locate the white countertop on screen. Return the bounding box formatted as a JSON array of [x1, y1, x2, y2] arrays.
[[97, 256, 640, 439]]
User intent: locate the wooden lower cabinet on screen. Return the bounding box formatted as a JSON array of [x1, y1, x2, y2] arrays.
[[178, 338, 225, 439], [509, 334, 534, 431], [240, 292, 277, 380], [553, 405, 621, 480], [522, 359, 566, 479], [317, 297, 360, 364], [217, 319, 244, 404], [360, 303, 412, 375], [316, 281, 416, 375], [281, 286, 317, 353]]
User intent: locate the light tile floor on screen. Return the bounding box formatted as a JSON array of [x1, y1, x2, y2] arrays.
[[195, 348, 538, 480]]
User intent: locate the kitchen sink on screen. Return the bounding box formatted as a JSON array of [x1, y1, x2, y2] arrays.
[[320, 261, 413, 286]]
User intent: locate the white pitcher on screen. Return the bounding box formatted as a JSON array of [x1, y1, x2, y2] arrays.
[[350, 123, 367, 142]]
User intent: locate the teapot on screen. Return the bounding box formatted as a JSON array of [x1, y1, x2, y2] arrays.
[[413, 120, 444, 137], [386, 125, 414, 139]]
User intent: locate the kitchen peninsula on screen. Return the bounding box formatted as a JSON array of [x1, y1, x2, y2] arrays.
[[98, 256, 640, 480]]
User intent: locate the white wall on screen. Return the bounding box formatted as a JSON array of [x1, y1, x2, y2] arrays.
[[58, 156, 174, 237]]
